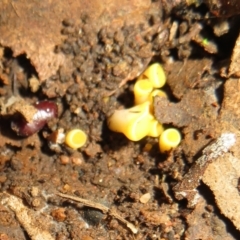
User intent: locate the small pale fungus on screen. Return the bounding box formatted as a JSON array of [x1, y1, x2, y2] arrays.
[[147, 118, 164, 137], [133, 79, 153, 105], [159, 128, 181, 153], [65, 129, 87, 149], [142, 63, 166, 88], [107, 102, 154, 141]]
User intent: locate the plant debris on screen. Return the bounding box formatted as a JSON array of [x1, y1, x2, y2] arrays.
[[0, 192, 54, 240], [173, 133, 236, 207], [57, 192, 138, 234]]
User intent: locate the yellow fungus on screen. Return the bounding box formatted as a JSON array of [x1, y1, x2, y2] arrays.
[[142, 63, 166, 88], [65, 129, 87, 149], [159, 128, 181, 153], [107, 102, 153, 141], [148, 89, 167, 101], [147, 119, 164, 137], [148, 89, 167, 112], [134, 79, 153, 105]]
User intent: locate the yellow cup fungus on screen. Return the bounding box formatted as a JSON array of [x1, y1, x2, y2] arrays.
[[148, 89, 167, 113], [133, 79, 154, 105], [65, 129, 87, 149], [159, 128, 181, 153], [148, 89, 167, 101], [107, 102, 154, 141], [147, 118, 164, 137], [141, 63, 166, 88]]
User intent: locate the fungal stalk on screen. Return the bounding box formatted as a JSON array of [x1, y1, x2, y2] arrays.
[[147, 119, 164, 137]]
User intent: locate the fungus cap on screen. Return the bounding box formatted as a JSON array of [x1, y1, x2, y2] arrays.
[[65, 129, 87, 149], [142, 63, 166, 88], [159, 128, 181, 153], [134, 79, 153, 105]]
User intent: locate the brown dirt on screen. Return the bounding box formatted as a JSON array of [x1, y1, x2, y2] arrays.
[[0, 1, 240, 240]]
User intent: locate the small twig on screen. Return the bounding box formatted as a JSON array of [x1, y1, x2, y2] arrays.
[[57, 192, 138, 234]]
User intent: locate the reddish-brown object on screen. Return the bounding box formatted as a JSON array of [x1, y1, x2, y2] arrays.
[[11, 101, 58, 137]]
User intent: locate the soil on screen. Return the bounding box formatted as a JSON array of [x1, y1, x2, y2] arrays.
[[0, 1, 240, 240]]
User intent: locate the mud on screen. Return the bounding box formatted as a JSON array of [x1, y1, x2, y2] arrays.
[[0, 1, 240, 240]]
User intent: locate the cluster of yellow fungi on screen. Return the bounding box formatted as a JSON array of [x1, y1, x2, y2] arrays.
[[107, 63, 181, 153]]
